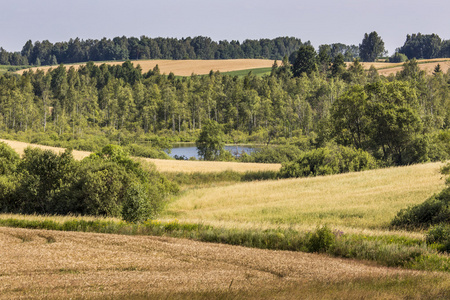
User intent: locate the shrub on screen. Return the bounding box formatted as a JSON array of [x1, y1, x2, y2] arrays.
[[0, 145, 178, 222], [391, 162, 450, 229], [122, 182, 152, 223], [239, 145, 303, 163], [0, 142, 20, 175], [279, 146, 377, 178], [307, 225, 336, 253], [389, 52, 408, 63], [426, 224, 450, 253]]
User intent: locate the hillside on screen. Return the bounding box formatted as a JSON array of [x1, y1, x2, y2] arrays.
[[163, 162, 445, 231]]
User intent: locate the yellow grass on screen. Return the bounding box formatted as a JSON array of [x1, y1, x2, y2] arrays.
[[163, 162, 445, 231], [0, 139, 280, 173], [351, 58, 450, 76], [2, 226, 445, 299], [15, 59, 277, 76]]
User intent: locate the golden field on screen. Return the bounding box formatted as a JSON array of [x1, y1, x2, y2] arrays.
[[2, 226, 449, 299], [14, 57, 450, 78], [16, 59, 276, 76], [353, 58, 450, 76], [0, 139, 281, 173], [163, 162, 445, 232]]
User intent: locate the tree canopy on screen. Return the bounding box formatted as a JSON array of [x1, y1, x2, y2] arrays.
[[359, 31, 386, 62]]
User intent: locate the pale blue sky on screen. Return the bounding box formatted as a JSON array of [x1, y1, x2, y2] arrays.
[[1, 0, 449, 55]]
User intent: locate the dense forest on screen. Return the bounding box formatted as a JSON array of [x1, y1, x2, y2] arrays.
[[1, 44, 450, 167], [0, 36, 361, 66]]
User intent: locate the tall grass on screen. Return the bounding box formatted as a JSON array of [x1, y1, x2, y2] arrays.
[[163, 162, 445, 229]]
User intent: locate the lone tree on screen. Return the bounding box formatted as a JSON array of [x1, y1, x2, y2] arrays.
[[359, 31, 386, 62], [196, 119, 225, 161]]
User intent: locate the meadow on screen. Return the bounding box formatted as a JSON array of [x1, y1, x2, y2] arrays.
[[162, 162, 446, 231]]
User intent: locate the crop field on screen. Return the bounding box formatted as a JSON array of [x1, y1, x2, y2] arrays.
[[0, 139, 281, 173], [1, 226, 450, 299], [10, 57, 450, 79], [163, 162, 445, 232], [356, 58, 450, 76], [15, 59, 278, 76]]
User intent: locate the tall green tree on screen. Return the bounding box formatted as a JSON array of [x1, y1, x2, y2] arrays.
[[196, 119, 225, 160], [292, 44, 318, 77], [359, 31, 386, 62]]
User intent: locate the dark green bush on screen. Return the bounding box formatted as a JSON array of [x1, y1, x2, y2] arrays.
[[239, 145, 303, 163], [307, 226, 336, 253], [0, 142, 20, 175], [391, 162, 450, 229], [125, 143, 171, 159], [426, 224, 450, 253], [279, 146, 378, 178], [0, 145, 177, 222]]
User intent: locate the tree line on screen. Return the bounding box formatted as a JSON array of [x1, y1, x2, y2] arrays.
[[3, 31, 450, 67], [0, 36, 305, 66]]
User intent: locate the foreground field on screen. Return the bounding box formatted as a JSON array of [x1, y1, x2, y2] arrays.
[[1, 226, 449, 299], [163, 162, 445, 231], [15, 59, 277, 76], [0, 139, 281, 173]]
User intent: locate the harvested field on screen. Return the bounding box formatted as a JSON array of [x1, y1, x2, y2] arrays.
[[351, 58, 450, 76], [15, 59, 277, 76], [0, 226, 440, 299], [0, 139, 281, 173]]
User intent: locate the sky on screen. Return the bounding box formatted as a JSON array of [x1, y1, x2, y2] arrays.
[[1, 0, 449, 55]]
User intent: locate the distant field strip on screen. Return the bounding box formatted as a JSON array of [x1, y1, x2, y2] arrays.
[[357, 58, 450, 76], [163, 162, 445, 229], [0, 139, 281, 173], [15, 59, 278, 76]]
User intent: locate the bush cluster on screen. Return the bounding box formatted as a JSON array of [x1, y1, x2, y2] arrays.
[[391, 163, 450, 229], [426, 224, 450, 253], [279, 145, 378, 178], [0, 143, 178, 222]]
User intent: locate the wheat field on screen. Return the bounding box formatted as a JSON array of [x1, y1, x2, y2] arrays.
[[0, 139, 281, 173], [354, 58, 450, 76], [16, 59, 277, 76], [2, 226, 447, 299]]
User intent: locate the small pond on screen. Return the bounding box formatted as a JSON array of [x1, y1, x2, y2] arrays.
[[167, 143, 259, 160]]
